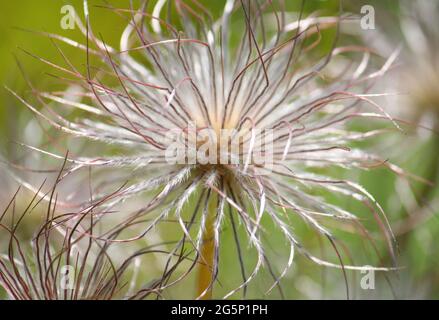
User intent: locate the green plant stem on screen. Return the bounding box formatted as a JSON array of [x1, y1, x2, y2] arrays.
[[196, 193, 217, 299]]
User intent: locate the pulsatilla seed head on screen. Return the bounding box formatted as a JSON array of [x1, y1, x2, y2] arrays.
[[7, 0, 416, 298]]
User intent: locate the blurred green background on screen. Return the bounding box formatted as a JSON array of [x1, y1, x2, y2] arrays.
[[0, 0, 438, 300]]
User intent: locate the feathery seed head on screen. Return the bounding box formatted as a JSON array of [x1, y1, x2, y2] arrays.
[[9, 1, 409, 298], [0, 181, 179, 300]]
